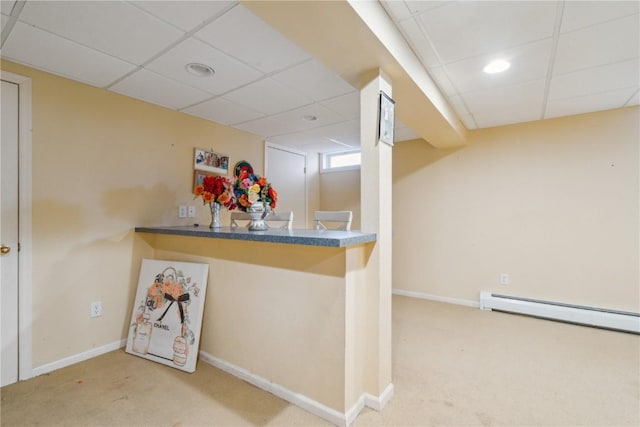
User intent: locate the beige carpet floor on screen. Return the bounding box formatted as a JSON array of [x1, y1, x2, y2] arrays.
[[1, 296, 638, 426]]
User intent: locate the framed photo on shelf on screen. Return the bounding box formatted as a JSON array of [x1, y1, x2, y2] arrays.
[[194, 147, 229, 175], [378, 91, 395, 146]]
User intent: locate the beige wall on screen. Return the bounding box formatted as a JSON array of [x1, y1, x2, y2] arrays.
[[1, 60, 265, 367], [5, 55, 638, 374], [393, 107, 639, 311]]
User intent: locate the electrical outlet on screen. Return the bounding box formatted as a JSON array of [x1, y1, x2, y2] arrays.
[[178, 205, 187, 218], [500, 273, 509, 285], [187, 206, 196, 218], [90, 301, 103, 318]]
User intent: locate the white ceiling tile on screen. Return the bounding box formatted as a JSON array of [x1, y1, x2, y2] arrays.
[[625, 90, 640, 107], [3, 0, 635, 144], [419, 1, 557, 63], [319, 91, 360, 121], [130, 0, 235, 32], [458, 114, 478, 130], [380, 0, 412, 21], [400, 18, 440, 68], [296, 140, 356, 154], [145, 38, 262, 95], [463, 79, 545, 116], [110, 68, 211, 110], [314, 120, 360, 147], [271, 59, 355, 102], [2, 22, 137, 88], [271, 120, 359, 148], [428, 66, 458, 96], [447, 95, 471, 118], [474, 108, 541, 129], [263, 138, 313, 152], [269, 134, 354, 154], [554, 15, 639, 75], [222, 77, 313, 116], [269, 104, 344, 134], [549, 59, 640, 101], [182, 97, 264, 126], [233, 116, 284, 137], [1, 13, 8, 28], [445, 39, 552, 93], [545, 87, 638, 119], [405, 1, 446, 15], [267, 131, 322, 148], [561, 1, 640, 33], [195, 4, 309, 74], [236, 104, 344, 139], [18, 1, 183, 65], [1, 0, 16, 16]]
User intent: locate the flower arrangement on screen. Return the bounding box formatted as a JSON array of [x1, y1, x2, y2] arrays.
[[194, 175, 235, 209], [192, 171, 278, 226], [233, 172, 278, 211]]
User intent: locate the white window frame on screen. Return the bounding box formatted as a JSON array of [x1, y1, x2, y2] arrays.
[[320, 149, 361, 173]]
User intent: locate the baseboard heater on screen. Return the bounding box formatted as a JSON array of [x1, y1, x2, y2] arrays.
[[479, 292, 640, 334]]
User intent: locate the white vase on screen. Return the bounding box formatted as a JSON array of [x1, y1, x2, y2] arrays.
[[247, 202, 268, 231], [209, 202, 221, 228]]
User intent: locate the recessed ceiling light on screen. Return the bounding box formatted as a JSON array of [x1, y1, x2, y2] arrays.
[[302, 115, 318, 122], [483, 59, 511, 74], [185, 62, 215, 77]]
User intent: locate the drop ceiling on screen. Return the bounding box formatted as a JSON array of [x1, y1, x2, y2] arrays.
[[1, 1, 638, 153]]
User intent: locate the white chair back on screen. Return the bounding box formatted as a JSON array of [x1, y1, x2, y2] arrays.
[[265, 211, 293, 230], [313, 211, 352, 231], [230, 211, 251, 228], [230, 211, 293, 230]]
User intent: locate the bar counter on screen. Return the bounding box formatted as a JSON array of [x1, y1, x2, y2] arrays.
[[135, 225, 376, 247], [134, 224, 381, 426]]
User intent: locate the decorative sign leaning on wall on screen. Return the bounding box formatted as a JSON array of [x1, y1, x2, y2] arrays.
[[126, 259, 209, 373]]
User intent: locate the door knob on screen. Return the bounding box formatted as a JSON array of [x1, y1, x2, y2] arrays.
[[0, 245, 10, 255]]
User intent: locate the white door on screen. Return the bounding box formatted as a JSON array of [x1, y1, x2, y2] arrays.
[[265, 143, 307, 229], [1, 79, 20, 386]]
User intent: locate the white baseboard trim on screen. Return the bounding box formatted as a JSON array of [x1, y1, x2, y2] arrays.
[[31, 339, 126, 377], [343, 381, 394, 424], [365, 382, 394, 411], [393, 288, 479, 308], [343, 384, 393, 426], [199, 350, 392, 427]]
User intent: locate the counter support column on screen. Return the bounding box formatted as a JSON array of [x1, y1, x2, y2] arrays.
[[358, 69, 393, 406]]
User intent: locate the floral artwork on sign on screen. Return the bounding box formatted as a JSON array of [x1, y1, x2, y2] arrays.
[[126, 259, 209, 372]]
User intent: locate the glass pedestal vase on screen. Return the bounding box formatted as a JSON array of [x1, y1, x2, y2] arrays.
[[209, 202, 221, 228], [247, 202, 268, 231]]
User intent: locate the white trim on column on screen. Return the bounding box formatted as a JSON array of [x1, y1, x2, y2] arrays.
[[1, 70, 33, 381]]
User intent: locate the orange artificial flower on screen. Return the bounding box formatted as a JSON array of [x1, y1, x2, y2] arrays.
[[202, 192, 215, 203], [217, 192, 231, 205], [238, 194, 251, 208]]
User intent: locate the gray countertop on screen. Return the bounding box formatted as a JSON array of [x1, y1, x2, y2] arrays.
[[135, 225, 377, 248]]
